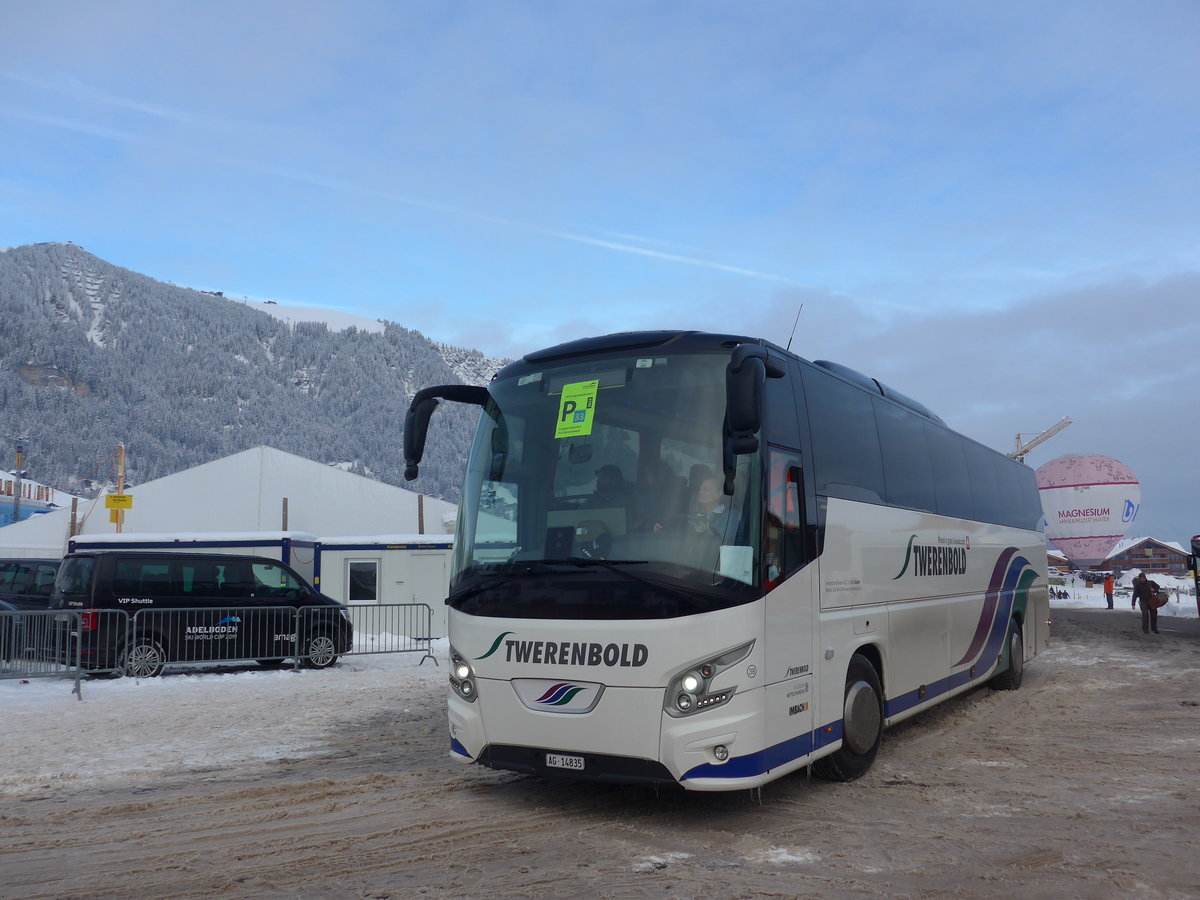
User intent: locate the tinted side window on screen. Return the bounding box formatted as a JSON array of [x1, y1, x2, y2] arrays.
[[179, 560, 222, 597], [802, 366, 885, 503], [214, 561, 250, 598], [873, 397, 936, 513], [1012, 463, 1044, 531], [993, 458, 1043, 531], [963, 442, 1002, 525], [113, 559, 174, 596], [764, 370, 801, 447], [925, 422, 974, 520]]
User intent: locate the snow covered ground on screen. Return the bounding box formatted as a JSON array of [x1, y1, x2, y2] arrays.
[[1049, 568, 1197, 616], [0, 641, 449, 797], [1, 568, 1193, 798], [2, 598, 1197, 898]]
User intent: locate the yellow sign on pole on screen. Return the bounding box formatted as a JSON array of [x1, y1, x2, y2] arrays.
[[104, 494, 133, 509], [109, 509, 120, 524]]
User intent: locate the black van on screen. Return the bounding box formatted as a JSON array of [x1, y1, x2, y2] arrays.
[[0, 558, 61, 609], [50, 551, 353, 677]]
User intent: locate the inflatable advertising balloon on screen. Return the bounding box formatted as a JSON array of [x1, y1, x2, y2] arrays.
[[1036, 454, 1140, 567]]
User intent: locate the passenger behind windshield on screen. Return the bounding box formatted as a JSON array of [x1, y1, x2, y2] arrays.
[[593, 464, 629, 501], [631, 460, 687, 533]]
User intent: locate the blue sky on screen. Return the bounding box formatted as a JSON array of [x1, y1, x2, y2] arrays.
[[2, 1, 1198, 548]]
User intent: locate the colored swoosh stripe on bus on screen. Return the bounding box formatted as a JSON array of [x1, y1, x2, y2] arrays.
[[952, 548, 1034, 668], [534, 683, 586, 705]]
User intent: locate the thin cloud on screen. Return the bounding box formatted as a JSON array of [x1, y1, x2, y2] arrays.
[[1, 70, 221, 128], [262, 165, 803, 285], [2, 71, 805, 287], [0, 106, 143, 144]]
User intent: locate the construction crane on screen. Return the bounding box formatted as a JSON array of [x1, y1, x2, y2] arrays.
[[1009, 417, 1073, 463]]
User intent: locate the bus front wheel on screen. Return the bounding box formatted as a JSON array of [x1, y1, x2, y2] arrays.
[[814, 654, 883, 782]]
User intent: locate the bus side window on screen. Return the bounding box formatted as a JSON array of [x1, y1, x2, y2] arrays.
[[766, 449, 806, 589]]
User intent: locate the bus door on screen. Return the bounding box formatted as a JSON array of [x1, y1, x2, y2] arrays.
[[763, 447, 817, 748]]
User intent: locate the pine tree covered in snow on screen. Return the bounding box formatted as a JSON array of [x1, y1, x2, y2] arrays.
[[0, 242, 500, 501]]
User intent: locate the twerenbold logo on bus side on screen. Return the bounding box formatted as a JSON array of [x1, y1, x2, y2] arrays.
[[477, 631, 649, 667], [892, 534, 971, 580]]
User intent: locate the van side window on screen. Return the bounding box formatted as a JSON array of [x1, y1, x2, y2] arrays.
[[113, 559, 173, 596], [251, 562, 304, 599], [215, 562, 250, 597]]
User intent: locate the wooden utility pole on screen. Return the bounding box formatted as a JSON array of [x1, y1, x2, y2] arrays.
[[115, 443, 126, 533]]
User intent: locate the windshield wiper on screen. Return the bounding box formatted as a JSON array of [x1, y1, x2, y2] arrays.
[[449, 562, 589, 604], [557, 558, 708, 611]]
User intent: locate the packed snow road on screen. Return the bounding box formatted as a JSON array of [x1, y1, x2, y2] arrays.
[[2, 608, 1197, 899]]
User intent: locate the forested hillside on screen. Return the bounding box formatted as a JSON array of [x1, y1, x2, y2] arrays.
[[0, 242, 498, 501]]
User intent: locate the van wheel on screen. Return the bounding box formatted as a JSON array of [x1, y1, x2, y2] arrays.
[[120, 635, 166, 678], [300, 633, 339, 669], [989, 620, 1024, 691], [814, 654, 883, 782]]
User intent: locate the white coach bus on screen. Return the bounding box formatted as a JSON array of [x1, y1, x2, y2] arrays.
[[403, 331, 1047, 791]]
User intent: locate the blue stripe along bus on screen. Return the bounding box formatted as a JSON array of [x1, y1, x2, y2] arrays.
[[403, 330, 1047, 791]]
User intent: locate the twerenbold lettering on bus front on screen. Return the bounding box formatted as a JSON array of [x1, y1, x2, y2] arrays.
[[505, 639, 649, 667]]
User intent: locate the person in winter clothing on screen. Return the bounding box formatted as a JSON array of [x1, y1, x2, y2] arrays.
[[1103, 574, 1115, 609], [1131, 573, 1159, 634]]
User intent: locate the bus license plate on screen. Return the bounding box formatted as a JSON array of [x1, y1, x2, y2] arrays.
[[546, 752, 585, 771]]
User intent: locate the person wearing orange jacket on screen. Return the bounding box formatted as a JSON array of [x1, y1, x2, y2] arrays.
[[1103, 573, 1115, 609]]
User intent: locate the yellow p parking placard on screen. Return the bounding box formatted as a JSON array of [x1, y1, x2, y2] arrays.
[[555, 380, 599, 438]]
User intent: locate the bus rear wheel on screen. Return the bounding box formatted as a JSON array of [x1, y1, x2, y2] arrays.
[[989, 620, 1024, 691], [814, 654, 883, 782]]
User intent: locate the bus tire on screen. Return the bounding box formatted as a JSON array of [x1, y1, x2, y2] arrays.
[[299, 632, 339, 669], [989, 620, 1024, 691], [814, 653, 883, 782], [119, 634, 166, 678]]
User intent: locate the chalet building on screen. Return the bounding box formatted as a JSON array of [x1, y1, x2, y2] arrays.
[[1100, 537, 1190, 576]]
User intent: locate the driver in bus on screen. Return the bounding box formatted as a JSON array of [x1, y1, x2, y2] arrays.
[[691, 475, 732, 538]]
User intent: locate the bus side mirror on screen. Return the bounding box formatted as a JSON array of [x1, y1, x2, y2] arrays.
[[403, 384, 489, 480], [723, 345, 786, 493]]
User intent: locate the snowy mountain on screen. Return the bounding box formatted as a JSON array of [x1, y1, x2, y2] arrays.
[[0, 242, 502, 501]]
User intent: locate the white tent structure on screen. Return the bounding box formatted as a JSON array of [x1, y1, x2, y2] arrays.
[[0, 446, 456, 558]]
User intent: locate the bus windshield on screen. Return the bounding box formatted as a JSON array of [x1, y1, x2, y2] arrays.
[[450, 350, 762, 619]]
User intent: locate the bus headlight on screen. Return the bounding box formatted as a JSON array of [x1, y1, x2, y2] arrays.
[[449, 645, 478, 703], [664, 640, 755, 718]]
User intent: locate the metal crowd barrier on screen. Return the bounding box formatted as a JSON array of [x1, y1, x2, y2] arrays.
[[0, 603, 436, 695], [341, 602, 437, 666], [0, 609, 84, 697]]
